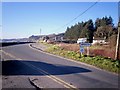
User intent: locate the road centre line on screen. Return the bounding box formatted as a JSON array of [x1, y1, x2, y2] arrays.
[[2, 50, 78, 90]]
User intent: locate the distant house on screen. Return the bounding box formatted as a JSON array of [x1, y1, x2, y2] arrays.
[[43, 36, 50, 42], [47, 34, 56, 41], [29, 33, 65, 43], [92, 39, 106, 45], [54, 33, 64, 42], [77, 38, 87, 44], [77, 37, 106, 45], [43, 33, 65, 42]]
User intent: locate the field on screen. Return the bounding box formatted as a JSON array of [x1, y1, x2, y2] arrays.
[[57, 43, 120, 60], [44, 42, 120, 74]]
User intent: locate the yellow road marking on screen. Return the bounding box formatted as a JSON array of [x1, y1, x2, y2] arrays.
[[25, 63, 77, 89], [25, 62, 74, 89], [2, 50, 21, 60], [2, 50, 78, 90]]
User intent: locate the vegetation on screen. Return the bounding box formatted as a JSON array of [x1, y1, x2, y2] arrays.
[[64, 16, 118, 43], [64, 19, 95, 42], [45, 43, 119, 74], [39, 16, 119, 73]]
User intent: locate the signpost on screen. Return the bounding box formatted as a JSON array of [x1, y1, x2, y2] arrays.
[[79, 42, 91, 56], [80, 43, 91, 47], [80, 46, 84, 53], [77, 38, 92, 56], [79, 46, 84, 57]]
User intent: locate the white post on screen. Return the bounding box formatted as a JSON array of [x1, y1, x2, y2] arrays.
[[87, 46, 89, 56], [115, 2, 120, 60], [115, 22, 120, 60]]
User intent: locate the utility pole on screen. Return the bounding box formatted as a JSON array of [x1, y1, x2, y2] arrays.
[[40, 28, 41, 36], [40, 28, 42, 38], [115, 2, 120, 60], [39, 28, 41, 42]]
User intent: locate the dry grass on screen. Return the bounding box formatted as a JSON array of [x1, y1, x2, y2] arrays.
[[56, 43, 120, 60], [46, 43, 120, 73], [57, 43, 79, 53]]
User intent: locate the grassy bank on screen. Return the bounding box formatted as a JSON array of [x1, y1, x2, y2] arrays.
[[45, 43, 119, 74]]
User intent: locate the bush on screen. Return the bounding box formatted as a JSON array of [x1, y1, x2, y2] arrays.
[[108, 34, 117, 48]]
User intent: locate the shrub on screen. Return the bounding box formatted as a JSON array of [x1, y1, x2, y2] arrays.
[[108, 34, 117, 48]]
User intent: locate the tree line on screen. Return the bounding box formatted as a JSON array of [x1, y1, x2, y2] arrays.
[[64, 16, 118, 43]]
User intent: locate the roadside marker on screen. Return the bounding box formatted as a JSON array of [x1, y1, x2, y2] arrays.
[[80, 43, 91, 47]]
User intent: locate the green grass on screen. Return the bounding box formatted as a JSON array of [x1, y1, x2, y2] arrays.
[[44, 43, 119, 74]]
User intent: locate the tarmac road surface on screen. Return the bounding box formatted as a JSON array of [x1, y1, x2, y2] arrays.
[[1, 43, 119, 89]]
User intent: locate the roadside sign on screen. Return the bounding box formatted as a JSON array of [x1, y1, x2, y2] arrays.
[[80, 43, 91, 47], [80, 47, 84, 53]]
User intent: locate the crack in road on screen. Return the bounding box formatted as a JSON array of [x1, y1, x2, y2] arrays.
[[2, 50, 78, 90]]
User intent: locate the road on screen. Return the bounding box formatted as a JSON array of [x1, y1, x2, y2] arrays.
[[2, 43, 119, 89]]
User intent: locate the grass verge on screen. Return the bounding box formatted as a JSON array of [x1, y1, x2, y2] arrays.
[[44, 43, 119, 74]]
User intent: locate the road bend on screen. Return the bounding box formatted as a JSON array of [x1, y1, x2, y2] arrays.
[[1, 44, 119, 89]]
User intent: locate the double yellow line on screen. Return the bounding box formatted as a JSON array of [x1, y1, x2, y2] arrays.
[[2, 50, 78, 90]]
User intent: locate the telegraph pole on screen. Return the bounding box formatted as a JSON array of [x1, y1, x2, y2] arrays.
[[115, 2, 120, 60], [38, 28, 41, 42], [40, 28, 42, 39], [40, 28, 41, 36]]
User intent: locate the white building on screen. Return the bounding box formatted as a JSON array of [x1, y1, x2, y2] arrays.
[[77, 38, 106, 45], [77, 38, 87, 44]]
